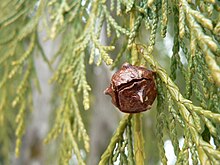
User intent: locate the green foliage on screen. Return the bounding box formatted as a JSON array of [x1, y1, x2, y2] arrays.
[[140, 45, 220, 164], [0, 0, 43, 162], [44, 86, 89, 164], [0, 0, 219, 165], [99, 114, 135, 165]]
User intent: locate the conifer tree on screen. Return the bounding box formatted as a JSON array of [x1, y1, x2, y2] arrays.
[[0, 0, 220, 164]]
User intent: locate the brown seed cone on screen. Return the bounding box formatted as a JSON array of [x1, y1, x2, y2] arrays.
[[104, 63, 157, 113]]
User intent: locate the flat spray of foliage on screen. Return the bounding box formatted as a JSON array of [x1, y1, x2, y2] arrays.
[[0, 0, 220, 164]]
